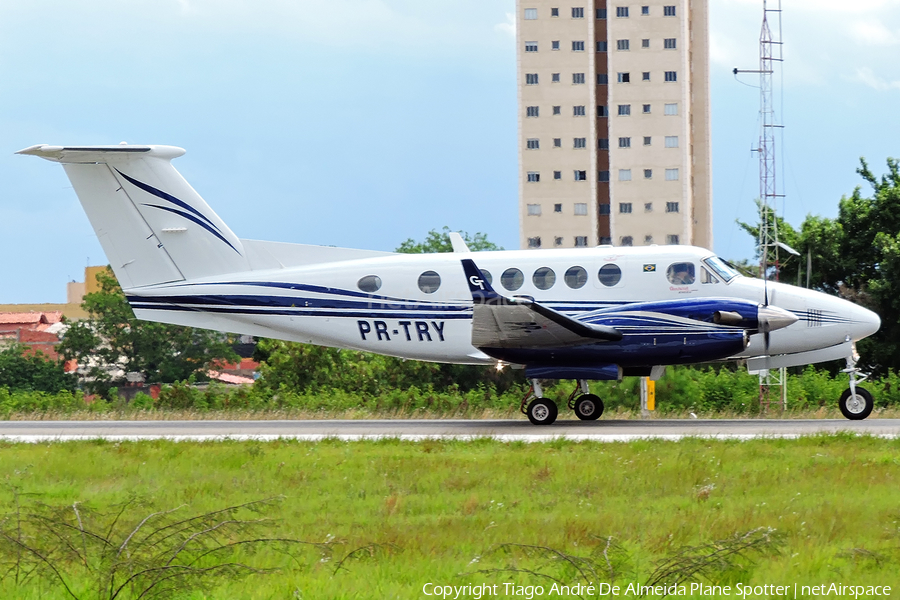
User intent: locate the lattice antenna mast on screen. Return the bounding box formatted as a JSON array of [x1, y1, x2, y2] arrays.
[[735, 0, 784, 280]]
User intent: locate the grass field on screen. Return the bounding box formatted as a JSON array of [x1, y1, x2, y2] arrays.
[[2, 435, 899, 599]]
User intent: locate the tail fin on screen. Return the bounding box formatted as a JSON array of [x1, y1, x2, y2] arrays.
[[17, 144, 250, 289]]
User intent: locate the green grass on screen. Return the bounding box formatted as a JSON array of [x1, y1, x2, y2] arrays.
[[2, 436, 899, 598]]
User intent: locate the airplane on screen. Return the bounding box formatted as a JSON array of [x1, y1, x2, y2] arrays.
[[18, 144, 881, 424]]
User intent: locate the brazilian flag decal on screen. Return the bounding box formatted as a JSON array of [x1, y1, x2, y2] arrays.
[[643, 264, 656, 272]]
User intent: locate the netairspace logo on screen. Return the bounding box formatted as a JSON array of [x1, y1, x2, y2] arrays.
[[421, 582, 894, 599]]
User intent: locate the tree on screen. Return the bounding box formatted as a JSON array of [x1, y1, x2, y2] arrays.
[[740, 158, 900, 373], [395, 226, 503, 254], [0, 345, 75, 393], [58, 268, 238, 394]]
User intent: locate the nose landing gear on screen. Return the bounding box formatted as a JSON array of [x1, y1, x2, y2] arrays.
[[839, 354, 874, 420]]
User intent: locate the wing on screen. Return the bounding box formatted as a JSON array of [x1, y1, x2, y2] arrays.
[[461, 259, 622, 348]]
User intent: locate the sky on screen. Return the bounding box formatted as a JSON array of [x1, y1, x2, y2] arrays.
[[1, 0, 899, 303]]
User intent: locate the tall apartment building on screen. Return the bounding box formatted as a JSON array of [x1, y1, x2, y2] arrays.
[[517, 1, 712, 250]]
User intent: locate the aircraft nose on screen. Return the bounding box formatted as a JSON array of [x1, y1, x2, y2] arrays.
[[850, 303, 881, 341]]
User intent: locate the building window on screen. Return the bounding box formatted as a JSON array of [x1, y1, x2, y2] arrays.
[[524, 8, 538, 19], [598, 170, 610, 182], [665, 71, 677, 82], [665, 168, 679, 181], [598, 138, 609, 150], [526, 138, 540, 149], [666, 234, 680, 244], [527, 171, 540, 182], [553, 138, 561, 147], [618, 72, 630, 83], [645, 235, 654, 244], [596, 41, 608, 52], [664, 5, 676, 16], [553, 170, 562, 179], [572, 7, 584, 18], [597, 105, 608, 117], [552, 73, 561, 82], [551, 7, 559, 17], [645, 202, 653, 212], [644, 169, 653, 179], [574, 203, 588, 215], [597, 73, 608, 84], [526, 106, 539, 117], [528, 237, 542, 248], [619, 170, 632, 182], [665, 103, 678, 115], [666, 202, 680, 213], [618, 137, 631, 148], [555, 236, 564, 246], [573, 73, 585, 84], [574, 170, 587, 181], [600, 236, 612, 245], [572, 40, 585, 51], [527, 203, 542, 216], [620, 202, 633, 212], [617, 39, 630, 51], [596, 8, 607, 19], [573, 105, 586, 116], [621, 236, 633, 246], [641, 5, 650, 15], [642, 104, 651, 114], [553, 105, 561, 115], [665, 136, 679, 148], [525, 41, 538, 52], [664, 38, 677, 49], [642, 72, 650, 81], [643, 136, 651, 146], [552, 40, 561, 50], [599, 204, 611, 215], [616, 6, 629, 17], [618, 104, 631, 116], [642, 38, 650, 48], [574, 137, 587, 148], [574, 236, 588, 247], [526, 73, 539, 85], [554, 203, 563, 212]]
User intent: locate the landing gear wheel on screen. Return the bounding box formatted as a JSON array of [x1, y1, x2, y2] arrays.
[[574, 394, 604, 421], [526, 398, 558, 425], [839, 387, 873, 420]]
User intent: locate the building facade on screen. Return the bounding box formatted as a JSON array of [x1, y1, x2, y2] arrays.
[[517, 0, 712, 250]]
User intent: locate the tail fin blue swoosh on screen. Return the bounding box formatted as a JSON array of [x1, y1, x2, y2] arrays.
[[461, 258, 507, 305]]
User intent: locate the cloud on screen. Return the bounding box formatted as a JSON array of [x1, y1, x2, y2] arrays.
[[849, 20, 900, 45], [855, 66, 900, 90], [494, 12, 515, 37]]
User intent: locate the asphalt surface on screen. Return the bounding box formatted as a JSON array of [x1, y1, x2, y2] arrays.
[[1, 418, 899, 442]]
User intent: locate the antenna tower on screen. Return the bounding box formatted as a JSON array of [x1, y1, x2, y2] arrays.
[[735, 0, 786, 412]]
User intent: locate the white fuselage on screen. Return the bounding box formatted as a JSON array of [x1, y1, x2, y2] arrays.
[[128, 244, 880, 366]]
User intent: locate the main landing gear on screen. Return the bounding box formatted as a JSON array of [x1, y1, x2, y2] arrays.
[[839, 354, 874, 420], [521, 379, 605, 425]]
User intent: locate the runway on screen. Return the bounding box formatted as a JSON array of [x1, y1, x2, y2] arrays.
[[1, 418, 899, 442]]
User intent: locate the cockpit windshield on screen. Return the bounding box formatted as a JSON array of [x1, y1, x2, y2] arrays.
[[703, 256, 740, 283]]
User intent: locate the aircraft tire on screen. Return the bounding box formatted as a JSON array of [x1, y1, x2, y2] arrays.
[[838, 387, 873, 420], [574, 394, 604, 421], [526, 398, 558, 425]]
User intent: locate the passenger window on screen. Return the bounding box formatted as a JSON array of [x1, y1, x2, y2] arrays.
[[565, 266, 588, 289], [357, 275, 382, 293], [417, 270, 441, 294], [480, 269, 493, 285], [501, 268, 524, 291], [598, 264, 622, 287], [667, 262, 695, 285], [532, 267, 556, 290], [701, 267, 719, 284]]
